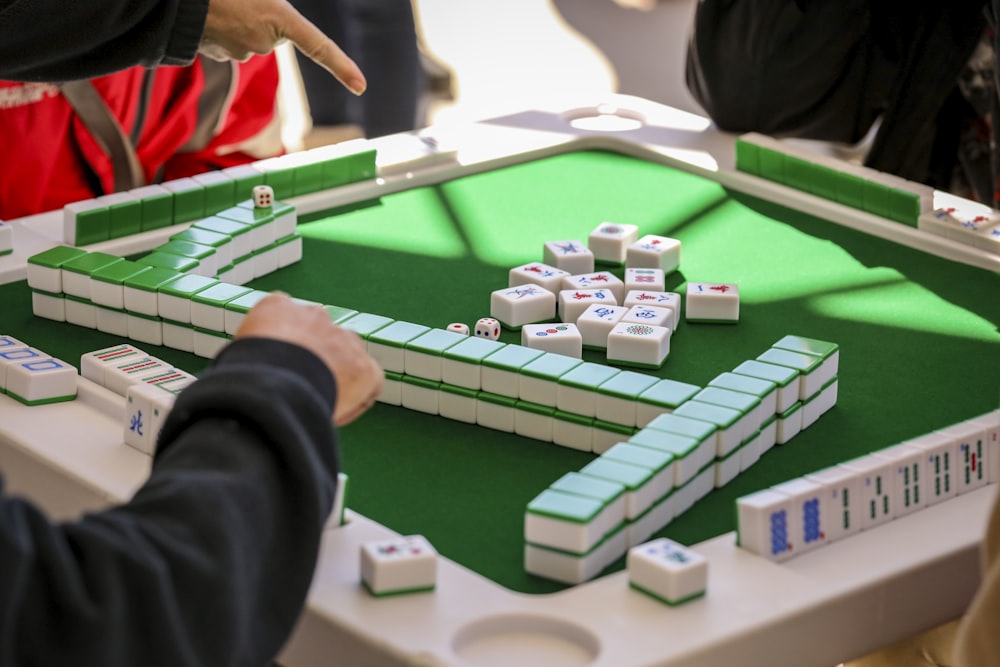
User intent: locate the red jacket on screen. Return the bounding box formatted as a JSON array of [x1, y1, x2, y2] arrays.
[[0, 54, 280, 220]]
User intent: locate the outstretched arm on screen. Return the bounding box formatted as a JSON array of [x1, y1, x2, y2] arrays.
[[0, 0, 365, 94], [0, 294, 382, 666]]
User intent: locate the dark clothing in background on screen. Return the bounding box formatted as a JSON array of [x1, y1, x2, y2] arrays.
[[0, 0, 207, 81], [686, 0, 998, 204]]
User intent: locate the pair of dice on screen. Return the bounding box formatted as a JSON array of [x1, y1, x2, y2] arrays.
[[448, 318, 501, 340]]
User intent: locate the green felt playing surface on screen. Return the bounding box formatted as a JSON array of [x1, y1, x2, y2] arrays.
[[3, 148, 999, 596]]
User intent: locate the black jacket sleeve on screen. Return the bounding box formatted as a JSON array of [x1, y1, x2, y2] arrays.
[[0, 337, 340, 667], [0, 0, 208, 81]]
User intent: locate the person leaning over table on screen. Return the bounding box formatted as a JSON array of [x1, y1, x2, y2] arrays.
[[685, 0, 997, 206], [0, 293, 384, 666], [0, 0, 368, 220], [688, 4, 1000, 663], [0, 5, 383, 663]]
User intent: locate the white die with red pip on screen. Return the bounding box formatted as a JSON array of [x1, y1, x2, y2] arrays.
[[474, 317, 501, 340], [252, 185, 274, 209]]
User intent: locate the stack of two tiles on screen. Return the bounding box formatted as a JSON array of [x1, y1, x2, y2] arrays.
[[737, 408, 999, 563], [754, 335, 840, 444], [80, 344, 196, 455], [179, 199, 302, 285], [0, 335, 78, 406], [524, 472, 630, 584], [524, 441, 679, 584]]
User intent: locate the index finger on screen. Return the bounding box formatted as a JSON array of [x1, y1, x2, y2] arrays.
[[278, 4, 367, 95]]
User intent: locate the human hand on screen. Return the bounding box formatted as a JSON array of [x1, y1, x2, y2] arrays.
[[235, 293, 383, 425], [199, 0, 367, 95]]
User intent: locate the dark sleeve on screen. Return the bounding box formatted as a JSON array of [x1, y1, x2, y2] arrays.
[[0, 0, 209, 81], [0, 337, 340, 667]]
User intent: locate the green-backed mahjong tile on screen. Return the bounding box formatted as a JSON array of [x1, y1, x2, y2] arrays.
[[691, 386, 759, 416], [154, 240, 216, 263], [319, 154, 354, 189], [219, 203, 274, 225], [733, 138, 760, 176], [441, 384, 478, 400], [159, 274, 219, 300], [136, 252, 200, 274], [756, 348, 822, 375], [339, 312, 394, 338], [637, 378, 700, 411], [708, 371, 776, 400], [580, 456, 653, 491], [602, 442, 674, 475], [347, 149, 377, 181], [628, 428, 701, 461], [756, 146, 786, 184], [107, 197, 142, 239], [809, 163, 841, 202], [550, 471, 625, 506], [292, 160, 325, 196], [526, 489, 603, 524], [221, 289, 269, 317], [781, 154, 810, 193], [192, 283, 253, 308], [644, 412, 717, 444], [593, 419, 637, 440], [193, 216, 253, 240], [72, 206, 111, 245], [441, 336, 505, 364], [772, 335, 838, 360], [861, 180, 893, 219], [401, 375, 439, 391], [369, 321, 430, 349], [673, 400, 741, 432], [554, 410, 593, 428], [91, 259, 152, 286], [521, 352, 583, 382], [515, 399, 555, 418], [406, 328, 466, 355], [477, 390, 517, 408], [224, 165, 267, 203], [124, 267, 184, 293], [262, 165, 296, 197], [28, 245, 88, 269], [170, 228, 231, 252], [834, 171, 866, 210], [138, 190, 175, 232], [164, 178, 206, 223], [482, 343, 545, 372], [62, 252, 124, 277], [886, 188, 921, 226], [324, 305, 360, 324], [732, 359, 798, 388], [597, 370, 659, 400], [558, 362, 620, 391], [194, 171, 236, 215]]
